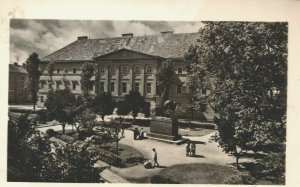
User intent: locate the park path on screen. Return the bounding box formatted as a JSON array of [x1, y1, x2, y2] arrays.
[[37, 125, 249, 183], [109, 130, 242, 183]]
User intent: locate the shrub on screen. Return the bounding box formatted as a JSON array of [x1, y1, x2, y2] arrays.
[[125, 156, 144, 164], [141, 101, 150, 117], [46, 129, 57, 137], [263, 152, 285, 184], [116, 101, 130, 115], [225, 173, 256, 184], [37, 109, 48, 123], [88, 147, 123, 167], [76, 129, 94, 141]]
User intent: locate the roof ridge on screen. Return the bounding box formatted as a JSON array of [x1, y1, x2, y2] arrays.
[[88, 32, 199, 41], [41, 40, 79, 60]]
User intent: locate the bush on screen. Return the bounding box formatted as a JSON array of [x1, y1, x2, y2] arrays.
[[125, 156, 144, 164], [56, 134, 74, 143], [89, 147, 123, 167], [178, 121, 216, 129], [76, 129, 94, 141], [37, 109, 48, 124], [263, 152, 285, 184], [46, 129, 57, 137], [225, 173, 256, 184], [116, 101, 130, 115], [141, 101, 150, 117]]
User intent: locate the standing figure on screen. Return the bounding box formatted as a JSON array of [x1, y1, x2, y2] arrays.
[[152, 148, 159, 167], [186, 141, 191, 157], [191, 142, 196, 156], [140, 128, 144, 140], [133, 127, 139, 140]]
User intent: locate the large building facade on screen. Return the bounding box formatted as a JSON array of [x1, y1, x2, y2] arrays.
[[9, 63, 29, 104], [38, 31, 214, 119]]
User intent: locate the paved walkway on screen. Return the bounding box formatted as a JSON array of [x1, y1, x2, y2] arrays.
[[37, 124, 251, 183]]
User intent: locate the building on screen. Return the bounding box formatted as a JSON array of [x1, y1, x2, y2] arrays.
[[38, 31, 214, 119], [9, 63, 29, 104]]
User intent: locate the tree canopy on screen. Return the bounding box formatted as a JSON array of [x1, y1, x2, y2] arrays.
[[26, 52, 42, 109], [185, 22, 287, 168], [123, 90, 147, 120], [80, 62, 95, 99], [92, 92, 116, 120]]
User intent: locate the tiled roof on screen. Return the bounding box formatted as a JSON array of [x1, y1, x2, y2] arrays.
[[42, 32, 200, 62], [9, 64, 27, 73]]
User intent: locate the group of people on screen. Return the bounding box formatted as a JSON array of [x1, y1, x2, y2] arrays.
[[133, 127, 144, 140], [186, 140, 196, 157]]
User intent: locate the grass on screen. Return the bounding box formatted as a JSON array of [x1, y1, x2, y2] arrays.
[[155, 163, 239, 184]]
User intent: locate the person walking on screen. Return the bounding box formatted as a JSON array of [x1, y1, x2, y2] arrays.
[[133, 127, 139, 140], [186, 141, 191, 157], [152, 148, 159, 167], [139, 128, 144, 140], [191, 142, 196, 156]]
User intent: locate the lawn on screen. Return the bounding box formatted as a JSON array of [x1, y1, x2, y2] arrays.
[[153, 163, 239, 184]]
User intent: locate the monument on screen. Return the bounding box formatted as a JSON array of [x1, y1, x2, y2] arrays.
[[147, 100, 187, 144]]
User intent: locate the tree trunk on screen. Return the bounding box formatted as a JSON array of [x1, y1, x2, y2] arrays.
[[116, 141, 119, 155], [62, 124, 66, 134], [33, 103, 36, 110]]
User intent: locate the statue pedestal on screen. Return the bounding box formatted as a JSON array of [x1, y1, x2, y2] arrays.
[[147, 117, 187, 144]]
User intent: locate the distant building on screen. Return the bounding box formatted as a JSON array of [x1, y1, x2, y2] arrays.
[[9, 63, 29, 104], [38, 32, 215, 120]]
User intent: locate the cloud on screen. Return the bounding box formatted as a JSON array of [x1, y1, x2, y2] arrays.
[[9, 19, 203, 64]]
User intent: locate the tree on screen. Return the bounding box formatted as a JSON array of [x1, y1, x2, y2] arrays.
[[44, 88, 76, 134], [155, 60, 177, 114], [100, 119, 125, 155], [185, 22, 287, 169], [26, 52, 42, 109], [92, 92, 116, 120], [123, 90, 147, 121], [7, 114, 101, 182], [80, 62, 95, 100], [116, 101, 130, 116], [74, 109, 97, 132]]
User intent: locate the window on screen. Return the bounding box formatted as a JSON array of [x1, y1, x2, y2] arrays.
[[72, 81, 77, 90], [146, 66, 152, 73], [99, 66, 105, 73], [57, 68, 60, 74], [40, 81, 45, 89], [110, 82, 115, 93], [110, 66, 116, 73], [64, 69, 68, 74], [176, 85, 182, 94], [21, 76, 25, 80], [177, 67, 183, 74], [100, 82, 105, 92], [134, 66, 140, 73], [122, 66, 129, 73], [73, 68, 77, 74], [134, 83, 140, 92], [48, 82, 53, 89], [65, 81, 70, 89], [202, 89, 207, 95], [56, 81, 61, 90], [122, 82, 127, 93], [41, 96, 44, 102], [146, 83, 152, 94]]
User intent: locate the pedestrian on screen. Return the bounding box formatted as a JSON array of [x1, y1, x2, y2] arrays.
[[191, 142, 196, 156], [186, 141, 190, 157], [133, 127, 139, 140], [139, 128, 144, 140], [152, 148, 159, 167]]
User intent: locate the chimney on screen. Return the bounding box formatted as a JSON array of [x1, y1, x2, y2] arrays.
[[77, 36, 88, 40], [161, 30, 174, 35], [14, 62, 19, 66], [122, 33, 133, 37]]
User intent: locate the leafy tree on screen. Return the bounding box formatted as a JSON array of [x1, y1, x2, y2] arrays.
[[100, 119, 125, 155], [44, 88, 76, 134], [80, 62, 95, 100], [74, 109, 97, 132], [185, 22, 287, 169], [92, 92, 116, 120], [116, 101, 130, 116], [7, 114, 101, 182], [155, 60, 177, 114], [123, 90, 147, 121], [26, 52, 42, 109]]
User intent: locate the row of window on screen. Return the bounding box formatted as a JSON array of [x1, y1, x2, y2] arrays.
[[40, 81, 79, 90], [44, 66, 184, 75], [99, 82, 153, 94]]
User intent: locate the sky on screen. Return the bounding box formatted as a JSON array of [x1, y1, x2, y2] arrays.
[[9, 20, 204, 64]]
